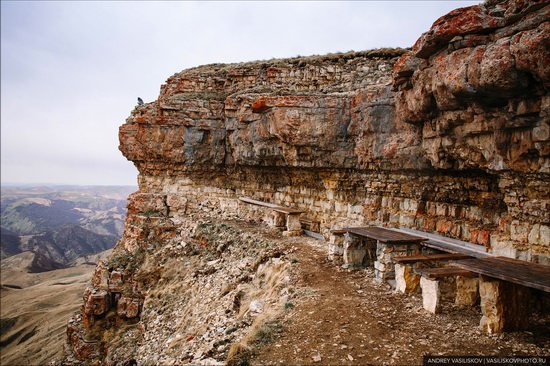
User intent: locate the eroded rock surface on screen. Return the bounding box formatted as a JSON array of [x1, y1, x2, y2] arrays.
[[117, 0, 549, 260], [393, 0, 549, 258], [65, 0, 549, 364]]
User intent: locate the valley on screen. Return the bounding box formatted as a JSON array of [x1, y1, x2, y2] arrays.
[[1, 250, 111, 365], [1, 185, 136, 265], [0, 185, 133, 364]]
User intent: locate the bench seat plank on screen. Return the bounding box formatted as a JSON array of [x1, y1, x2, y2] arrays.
[[454, 257, 550, 292], [343, 227, 427, 244], [416, 267, 476, 279], [238, 197, 279, 208], [239, 197, 304, 214], [394, 228, 492, 258], [393, 253, 472, 264], [272, 207, 304, 214]]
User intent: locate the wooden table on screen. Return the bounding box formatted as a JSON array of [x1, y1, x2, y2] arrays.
[[344, 227, 427, 244], [454, 256, 550, 292], [238, 196, 303, 233], [341, 227, 427, 279], [453, 256, 550, 333]]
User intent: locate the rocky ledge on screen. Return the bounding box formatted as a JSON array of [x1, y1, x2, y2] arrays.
[[65, 0, 549, 364]]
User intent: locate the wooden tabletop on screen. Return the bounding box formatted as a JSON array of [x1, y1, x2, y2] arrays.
[[393, 253, 472, 264], [454, 256, 550, 292], [343, 227, 427, 244], [271, 207, 304, 214]]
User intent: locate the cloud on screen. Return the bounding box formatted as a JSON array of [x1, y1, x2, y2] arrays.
[[1, 1, 481, 186]]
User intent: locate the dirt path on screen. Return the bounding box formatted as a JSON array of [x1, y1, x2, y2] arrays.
[[250, 235, 550, 365]]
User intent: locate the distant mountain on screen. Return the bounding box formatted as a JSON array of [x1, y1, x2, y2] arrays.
[[0, 250, 67, 273], [22, 224, 117, 265], [0, 228, 22, 258], [0, 185, 135, 266], [1, 199, 83, 235]]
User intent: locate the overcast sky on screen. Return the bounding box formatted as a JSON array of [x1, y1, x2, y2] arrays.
[[1, 1, 481, 186]]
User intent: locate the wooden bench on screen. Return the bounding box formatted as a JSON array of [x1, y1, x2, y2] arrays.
[[271, 206, 304, 215], [453, 256, 550, 293], [238, 197, 279, 209], [382, 228, 550, 333], [339, 227, 427, 276], [452, 256, 550, 333], [238, 197, 304, 235], [344, 227, 427, 244], [392, 227, 492, 258], [392, 253, 472, 265]]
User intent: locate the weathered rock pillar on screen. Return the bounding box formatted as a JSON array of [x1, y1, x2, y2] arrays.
[[455, 276, 479, 306], [67, 316, 101, 361], [375, 243, 421, 282], [420, 276, 441, 313], [395, 263, 420, 293], [343, 233, 367, 268], [479, 276, 530, 333], [283, 213, 303, 236], [328, 231, 345, 260]]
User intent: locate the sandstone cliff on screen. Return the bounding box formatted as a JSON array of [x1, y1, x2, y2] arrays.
[[66, 0, 549, 364], [119, 0, 548, 259]]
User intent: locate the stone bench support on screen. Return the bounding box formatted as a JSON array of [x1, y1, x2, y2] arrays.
[[420, 275, 479, 313], [328, 231, 346, 260], [283, 211, 303, 236], [420, 276, 441, 313], [375, 242, 421, 282], [453, 256, 550, 333], [479, 276, 530, 333], [267, 210, 286, 228], [455, 276, 479, 306], [395, 263, 420, 293], [418, 268, 477, 313], [343, 233, 371, 268]]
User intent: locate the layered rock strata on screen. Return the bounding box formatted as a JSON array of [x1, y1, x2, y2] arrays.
[[393, 0, 550, 260], [120, 0, 549, 260], [67, 0, 549, 363]]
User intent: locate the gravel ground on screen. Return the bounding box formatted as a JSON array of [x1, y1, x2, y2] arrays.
[[250, 232, 550, 366]]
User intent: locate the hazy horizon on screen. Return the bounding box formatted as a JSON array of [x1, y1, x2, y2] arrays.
[[1, 1, 481, 186]]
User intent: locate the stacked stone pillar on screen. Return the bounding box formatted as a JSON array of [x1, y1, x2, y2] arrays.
[[343, 233, 376, 268], [282, 212, 303, 236], [479, 276, 530, 333], [328, 231, 346, 260], [375, 242, 421, 282], [395, 263, 420, 293]]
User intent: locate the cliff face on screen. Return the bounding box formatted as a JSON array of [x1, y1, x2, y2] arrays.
[[119, 0, 548, 258], [392, 0, 549, 255], [120, 48, 419, 173], [67, 0, 549, 364]]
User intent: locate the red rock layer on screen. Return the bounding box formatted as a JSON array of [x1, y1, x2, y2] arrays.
[[68, 1, 549, 363]]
